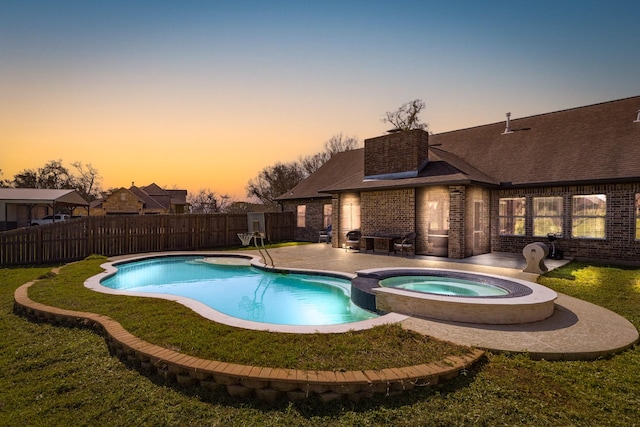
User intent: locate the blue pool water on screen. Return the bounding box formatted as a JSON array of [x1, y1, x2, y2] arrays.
[[380, 276, 509, 296], [101, 256, 377, 326]]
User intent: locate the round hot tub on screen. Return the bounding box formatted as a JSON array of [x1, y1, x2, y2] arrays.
[[351, 268, 557, 325]]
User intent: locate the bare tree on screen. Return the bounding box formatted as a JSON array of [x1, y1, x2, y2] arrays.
[[188, 189, 231, 213], [71, 161, 102, 201], [324, 133, 360, 153], [381, 99, 428, 131], [12, 159, 103, 201], [245, 134, 360, 207], [299, 134, 361, 175], [298, 152, 326, 177], [246, 161, 306, 208], [225, 201, 263, 213]]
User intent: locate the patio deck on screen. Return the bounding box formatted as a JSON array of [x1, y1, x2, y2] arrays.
[[243, 244, 638, 360]]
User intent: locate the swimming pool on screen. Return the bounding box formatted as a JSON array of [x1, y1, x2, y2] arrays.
[[86, 254, 402, 333]]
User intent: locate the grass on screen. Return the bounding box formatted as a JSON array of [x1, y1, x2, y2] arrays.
[[1, 259, 639, 426]]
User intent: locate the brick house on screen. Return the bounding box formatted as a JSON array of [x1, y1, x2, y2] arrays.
[[277, 96, 640, 264], [90, 183, 188, 216]]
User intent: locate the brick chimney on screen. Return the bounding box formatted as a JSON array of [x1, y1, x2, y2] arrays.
[[364, 129, 429, 179]]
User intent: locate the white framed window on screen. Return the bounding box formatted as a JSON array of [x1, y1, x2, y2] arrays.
[[296, 205, 306, 228], [533, 197, 563, 237], [323, 204, 332, 229], [499, 197, 526, 236], [572, 194, 606, 239], [635, 194, 640, 240]]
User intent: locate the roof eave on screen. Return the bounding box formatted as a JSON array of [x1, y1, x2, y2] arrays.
[[321, 178, 496, 193], [276, 191, 333, 201], [502, 176, 640, 189]]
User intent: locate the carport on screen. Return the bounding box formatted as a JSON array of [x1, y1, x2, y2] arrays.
[[0, 188, 89, 231]]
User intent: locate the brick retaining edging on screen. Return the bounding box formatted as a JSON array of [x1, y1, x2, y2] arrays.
[[13, 279, 485, 403]]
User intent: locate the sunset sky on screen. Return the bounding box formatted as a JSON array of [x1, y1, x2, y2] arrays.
[[2, 1, 639, 201]]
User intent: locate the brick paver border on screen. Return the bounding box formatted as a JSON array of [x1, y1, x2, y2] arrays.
[[14, 277, 485, 403]]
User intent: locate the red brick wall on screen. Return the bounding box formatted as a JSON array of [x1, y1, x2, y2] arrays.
[[364, 130, 429, 178], [360, 189, 415, 237], [288, 181, 639, 264], [448, 186, 466, 259], [330, 195, 339, 247], [491, 183, 640, 264], [281, 198, 331, 242]]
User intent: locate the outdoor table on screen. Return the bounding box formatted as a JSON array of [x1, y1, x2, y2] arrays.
[[361, 235, 400, 254]]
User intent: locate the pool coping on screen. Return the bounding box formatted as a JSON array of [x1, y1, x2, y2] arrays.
[[14, 270, 485, 403]]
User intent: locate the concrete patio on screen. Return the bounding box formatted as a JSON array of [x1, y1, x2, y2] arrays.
[[243, 243, 639, 360]]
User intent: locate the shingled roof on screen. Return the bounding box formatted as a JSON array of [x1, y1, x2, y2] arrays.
[[276, 150, 364, 200], [129, 186, 166, 210], [431, 95, 640, 187], [281, 95, 640, 197]]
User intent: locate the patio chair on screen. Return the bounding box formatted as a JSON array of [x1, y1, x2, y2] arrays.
[[345, 230, 361, 252], [394, 232, 416, 257], [318, 224, 332, 243]]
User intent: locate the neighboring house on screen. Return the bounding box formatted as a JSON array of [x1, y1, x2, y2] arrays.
[[277, 95, 640, 264], [90, 183, 188, 216], [0, 188, 89, 230]]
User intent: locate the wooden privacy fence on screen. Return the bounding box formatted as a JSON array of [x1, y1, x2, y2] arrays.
[[0, 212, 294, 266]]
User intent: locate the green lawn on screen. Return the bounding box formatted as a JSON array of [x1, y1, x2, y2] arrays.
[[1, 259, 639, 426]]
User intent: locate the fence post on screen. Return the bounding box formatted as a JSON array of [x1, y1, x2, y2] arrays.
[[160, 216, 165, 251], [35, 227, 41, 264], [85, 217, 91, 259], [225, 214, 230, 246]]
